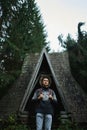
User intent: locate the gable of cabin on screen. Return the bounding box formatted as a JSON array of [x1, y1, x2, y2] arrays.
[[24, 55, 65, 111]]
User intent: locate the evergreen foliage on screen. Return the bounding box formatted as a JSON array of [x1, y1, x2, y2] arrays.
[[0, 0, 49, 98], [58, 22, 87, 93]]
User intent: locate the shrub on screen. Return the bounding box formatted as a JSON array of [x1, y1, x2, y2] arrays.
[[0, 114, 30, 130]]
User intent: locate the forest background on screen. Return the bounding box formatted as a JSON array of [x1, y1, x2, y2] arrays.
[[0, 0, 87, 100]]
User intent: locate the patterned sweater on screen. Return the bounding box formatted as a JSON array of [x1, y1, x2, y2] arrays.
[[32, 87, 57, 115]]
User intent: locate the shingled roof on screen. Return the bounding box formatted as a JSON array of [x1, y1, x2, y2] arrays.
[[0, 48, 87, 124]]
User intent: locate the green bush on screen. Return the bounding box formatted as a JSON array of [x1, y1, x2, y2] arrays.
[[0, 114, 30, 130]]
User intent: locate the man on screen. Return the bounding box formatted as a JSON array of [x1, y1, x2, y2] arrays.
[[32, 75, 57, 130]]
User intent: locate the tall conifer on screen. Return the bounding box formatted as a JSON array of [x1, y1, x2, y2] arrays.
[[0, 0, 49, 97]]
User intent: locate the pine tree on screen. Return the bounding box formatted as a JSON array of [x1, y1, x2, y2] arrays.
[[0, 0, 49, 98], [58, 23, 87, 93]]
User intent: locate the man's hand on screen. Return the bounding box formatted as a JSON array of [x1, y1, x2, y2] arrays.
[[38, 94, 44, 99], [49, 95, 53, 100]]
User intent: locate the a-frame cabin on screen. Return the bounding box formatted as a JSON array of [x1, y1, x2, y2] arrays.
[[0, 48, 87, 129], [18, 48, 68, 128]]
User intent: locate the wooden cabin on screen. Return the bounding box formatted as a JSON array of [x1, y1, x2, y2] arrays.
[[0, 48, 87, 129]]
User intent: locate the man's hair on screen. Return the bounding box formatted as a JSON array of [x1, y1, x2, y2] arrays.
[[39, 74, 51, 86]]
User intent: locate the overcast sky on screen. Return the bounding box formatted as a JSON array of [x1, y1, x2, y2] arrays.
[[35, 0, 87, 52]]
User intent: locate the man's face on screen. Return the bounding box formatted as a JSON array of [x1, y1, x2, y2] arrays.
[[42, 78, 49, 87]]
